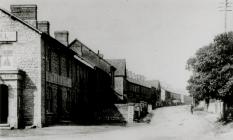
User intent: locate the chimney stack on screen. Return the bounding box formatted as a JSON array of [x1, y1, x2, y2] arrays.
[[97, 50, 104, 58], [37, 21, 50, 34], [54, 31, 69, 46], [10, 4, 37, 27]]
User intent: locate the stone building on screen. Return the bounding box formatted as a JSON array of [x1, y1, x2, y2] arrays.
[[0, 4, 116, 129], [107, 59, 161, 121], [107, 59, 160, 104], [162, 88, 182, 106], [147, 80, 161, 108], [69, 39, 118, 124], [106, 59, 127, 101]]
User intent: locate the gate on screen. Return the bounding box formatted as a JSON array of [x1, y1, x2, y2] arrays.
[[0, 84, 8, 123]]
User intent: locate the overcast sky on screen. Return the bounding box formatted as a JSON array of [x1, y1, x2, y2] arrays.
[[1, 0, 231, 94]]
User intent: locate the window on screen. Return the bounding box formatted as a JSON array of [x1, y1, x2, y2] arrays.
[[83, 69, 86, 84], [48, 48, 52, 72], [46, 87, 53, 113], [80, 66, 83, 81], [0, 56, 1, 68], [57, 88, 62, 115], [111, 71, 114, 88], [74, 64, 77, 80], [58, 55, 61, 75], [66, 58, 70, 77], [76, 65, 79, 83], [66, 90, 71, 111], [86, 70, 89, 84]]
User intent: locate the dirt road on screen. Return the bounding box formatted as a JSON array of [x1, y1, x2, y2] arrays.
[[1, 105, 224, 140]]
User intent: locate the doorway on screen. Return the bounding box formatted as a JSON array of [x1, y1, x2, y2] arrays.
[[0, 84, 8, 124]]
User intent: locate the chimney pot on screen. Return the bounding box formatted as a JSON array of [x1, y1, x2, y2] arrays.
[[97, 50, 104, 58]]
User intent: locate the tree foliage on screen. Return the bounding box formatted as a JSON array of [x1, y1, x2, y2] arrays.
[[187, 32, 233, 104]]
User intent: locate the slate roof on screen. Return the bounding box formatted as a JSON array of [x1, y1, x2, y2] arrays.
[[69, 39, 116, 73], [127, 77, 151, 88], [0, 6, 94, 69], [106, 59, 126, 76], [147, 80, 161, 90]]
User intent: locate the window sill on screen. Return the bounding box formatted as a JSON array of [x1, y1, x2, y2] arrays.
[[46, 112, 54, 115]]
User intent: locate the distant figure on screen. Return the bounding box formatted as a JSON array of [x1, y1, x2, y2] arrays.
[[190, 104, 194, 114]]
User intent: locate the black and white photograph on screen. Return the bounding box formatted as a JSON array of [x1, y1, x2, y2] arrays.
[[0, 0, 233, 140]]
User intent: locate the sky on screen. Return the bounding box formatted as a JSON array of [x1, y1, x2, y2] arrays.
[[1, 0, 231, 94]]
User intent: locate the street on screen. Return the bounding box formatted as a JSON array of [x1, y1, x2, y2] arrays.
[[0, 105, 228, 140]]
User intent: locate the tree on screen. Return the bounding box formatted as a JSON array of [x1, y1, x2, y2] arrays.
[[187, 32, 233, 116]]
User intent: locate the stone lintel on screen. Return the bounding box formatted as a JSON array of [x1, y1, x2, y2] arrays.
[[0, 69, 25, 80]]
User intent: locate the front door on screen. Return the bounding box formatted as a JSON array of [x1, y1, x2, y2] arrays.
[[0, 84, 8, 124]]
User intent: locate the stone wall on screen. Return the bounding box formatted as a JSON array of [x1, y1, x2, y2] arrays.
[[90, 104, 127, 124], [115, 104, 128, 121], [0, 10, 42, 127], [184, 95, 193, 105], [207, 100, 223, 115], [195, 100, 223, 118], [114, 77, 124, 100], [90, 103, 150, 124], [91, 103, 136, 124]]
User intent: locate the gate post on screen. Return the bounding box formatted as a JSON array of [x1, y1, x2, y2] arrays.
[[127, 103, 134, 123]]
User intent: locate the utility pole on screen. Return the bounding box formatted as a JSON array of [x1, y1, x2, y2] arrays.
[[219, 0, 232, 32]]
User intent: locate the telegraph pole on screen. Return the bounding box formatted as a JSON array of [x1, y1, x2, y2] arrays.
[[219, 0, 232, 32]]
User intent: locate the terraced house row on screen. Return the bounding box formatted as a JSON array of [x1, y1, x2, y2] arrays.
[[0, 4, 162, 129]]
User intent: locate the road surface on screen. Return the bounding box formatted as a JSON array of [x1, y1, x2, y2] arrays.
[[1, 105, 225, 140]]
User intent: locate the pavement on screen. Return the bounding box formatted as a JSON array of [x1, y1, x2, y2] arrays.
[[1, 105, 233, 140]]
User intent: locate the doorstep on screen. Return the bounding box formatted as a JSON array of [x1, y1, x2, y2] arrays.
[[0, 123, 11, 130]]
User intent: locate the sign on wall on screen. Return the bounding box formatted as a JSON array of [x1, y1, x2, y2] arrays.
[[0, 32, 17, 42]]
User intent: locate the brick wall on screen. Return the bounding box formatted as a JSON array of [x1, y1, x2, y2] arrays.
[[42, 37, 74, 125]]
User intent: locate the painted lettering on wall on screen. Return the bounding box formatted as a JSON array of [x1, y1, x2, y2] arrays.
[[0, 32, 17, 42]]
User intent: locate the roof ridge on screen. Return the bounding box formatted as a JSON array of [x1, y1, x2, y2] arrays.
[[69, 39, 116, 69]]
